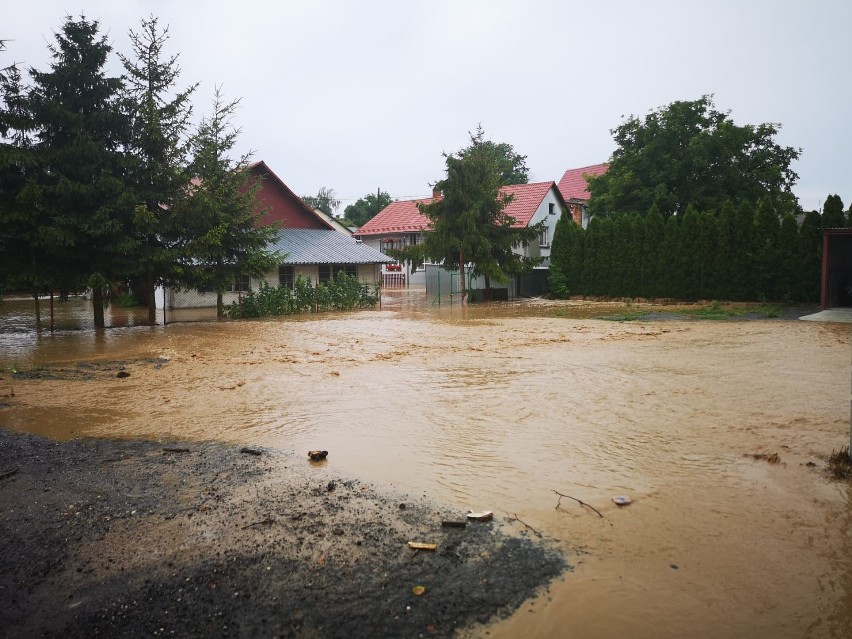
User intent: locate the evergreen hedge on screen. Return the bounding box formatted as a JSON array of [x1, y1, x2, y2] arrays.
[[549, 199, 836, 304]]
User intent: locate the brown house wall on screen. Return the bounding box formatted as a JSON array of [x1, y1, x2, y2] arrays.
[[244, 164, 329, 230]]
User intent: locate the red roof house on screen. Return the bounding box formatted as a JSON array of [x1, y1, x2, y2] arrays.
[[556, 163, 608, 226], [354, 182, 567, 287]]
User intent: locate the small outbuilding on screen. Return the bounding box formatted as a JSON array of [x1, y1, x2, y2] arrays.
[[821, 229, 852, 309]]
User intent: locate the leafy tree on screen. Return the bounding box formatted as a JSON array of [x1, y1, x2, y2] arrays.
[[587, 95, 801, 218], [457, 126, 529, 186], [175, 88, 279, 318], [398, 127, 542, 304], [341, 189, 392, 228], [19, 16, 136, 329], [302, 186, 340, 216], [119, 15, 198, 323]]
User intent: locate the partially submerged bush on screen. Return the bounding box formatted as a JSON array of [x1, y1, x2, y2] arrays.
[[228, 273, 380, 319], [827, 446, 852, 481]]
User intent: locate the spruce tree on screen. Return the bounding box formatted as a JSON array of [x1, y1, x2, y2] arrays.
[[176, 87, 278, 318], [24, 16, 136, 329], [0, 45, 49, 328], [120, 16, 198, 323]]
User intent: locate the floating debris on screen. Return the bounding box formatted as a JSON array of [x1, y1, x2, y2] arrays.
[[308, 450, 328, 461], [466, 511, 493, 522], [749, 452, 780, 464], [612, 495, 632, 506]]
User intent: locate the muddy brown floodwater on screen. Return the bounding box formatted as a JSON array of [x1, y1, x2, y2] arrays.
[[1, 289, 851, 638]]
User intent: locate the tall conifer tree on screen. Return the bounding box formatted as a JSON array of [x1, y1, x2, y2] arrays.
[[120, 16, 198, 323], [176, 87, 278, 318], [24, 16, 135, 329]]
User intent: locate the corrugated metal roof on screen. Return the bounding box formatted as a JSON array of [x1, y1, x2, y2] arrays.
[[269, 229, 394, 264]]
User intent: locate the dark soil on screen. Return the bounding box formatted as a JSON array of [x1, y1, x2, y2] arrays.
[[0, 430, 567, 638]]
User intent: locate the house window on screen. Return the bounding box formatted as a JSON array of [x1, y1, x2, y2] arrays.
[[230, 274, 251, 292], [549, 203, 555, 215], [279, 265, 294, 289], [319, 264, 356, 283], [380, 237, 403, 253], [539, 227, 549, 248]]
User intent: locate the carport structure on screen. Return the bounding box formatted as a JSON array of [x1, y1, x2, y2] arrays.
[[821, 229, 852, 309]]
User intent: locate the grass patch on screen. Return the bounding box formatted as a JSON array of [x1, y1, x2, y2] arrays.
[[827, 447, 852, 481], [677, 302, 782, 320], [597, 312, 650, 322]]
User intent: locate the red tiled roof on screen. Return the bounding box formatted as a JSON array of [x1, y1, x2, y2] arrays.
[[502, 181, 556, 227], [557, 163, 608, 202], [354, 197, 433, 235], [355, 182, 563, 236]]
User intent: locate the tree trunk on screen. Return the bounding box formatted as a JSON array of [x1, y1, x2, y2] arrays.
[[217, 292, 224, 319], [92, 287, 105, 329], [459, 251, 468, 306], [146, 270, 156, 325], [33, 292, 42, 333]]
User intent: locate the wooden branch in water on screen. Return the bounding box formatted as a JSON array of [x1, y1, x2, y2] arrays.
[[552, 490, 604, 518], [506, 512, 543, 538]]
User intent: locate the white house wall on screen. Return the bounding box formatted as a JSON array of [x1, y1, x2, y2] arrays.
[[524, 188, 563, 260]]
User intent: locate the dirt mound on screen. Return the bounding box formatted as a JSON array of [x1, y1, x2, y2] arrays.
[[0, 430, 566, 638]]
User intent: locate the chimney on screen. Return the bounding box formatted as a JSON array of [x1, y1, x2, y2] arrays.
[[432, 187, 441, 200]]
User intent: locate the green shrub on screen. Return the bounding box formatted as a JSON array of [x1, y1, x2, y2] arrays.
[[228, 273, 380, 319]]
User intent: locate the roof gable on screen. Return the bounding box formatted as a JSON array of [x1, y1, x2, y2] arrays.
[[502, 181, 563, 227], [355, 182, 565, 236], [557, 163, 609, 202], [248, 161, 334, 230]]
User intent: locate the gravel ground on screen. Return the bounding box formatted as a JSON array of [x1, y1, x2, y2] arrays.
[[0, 430, 567, 638]]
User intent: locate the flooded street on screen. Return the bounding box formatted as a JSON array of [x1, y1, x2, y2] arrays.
[[1, 290, 851, 638]]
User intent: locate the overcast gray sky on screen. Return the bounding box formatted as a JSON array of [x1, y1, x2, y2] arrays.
[[5, 0, 850, 213]]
